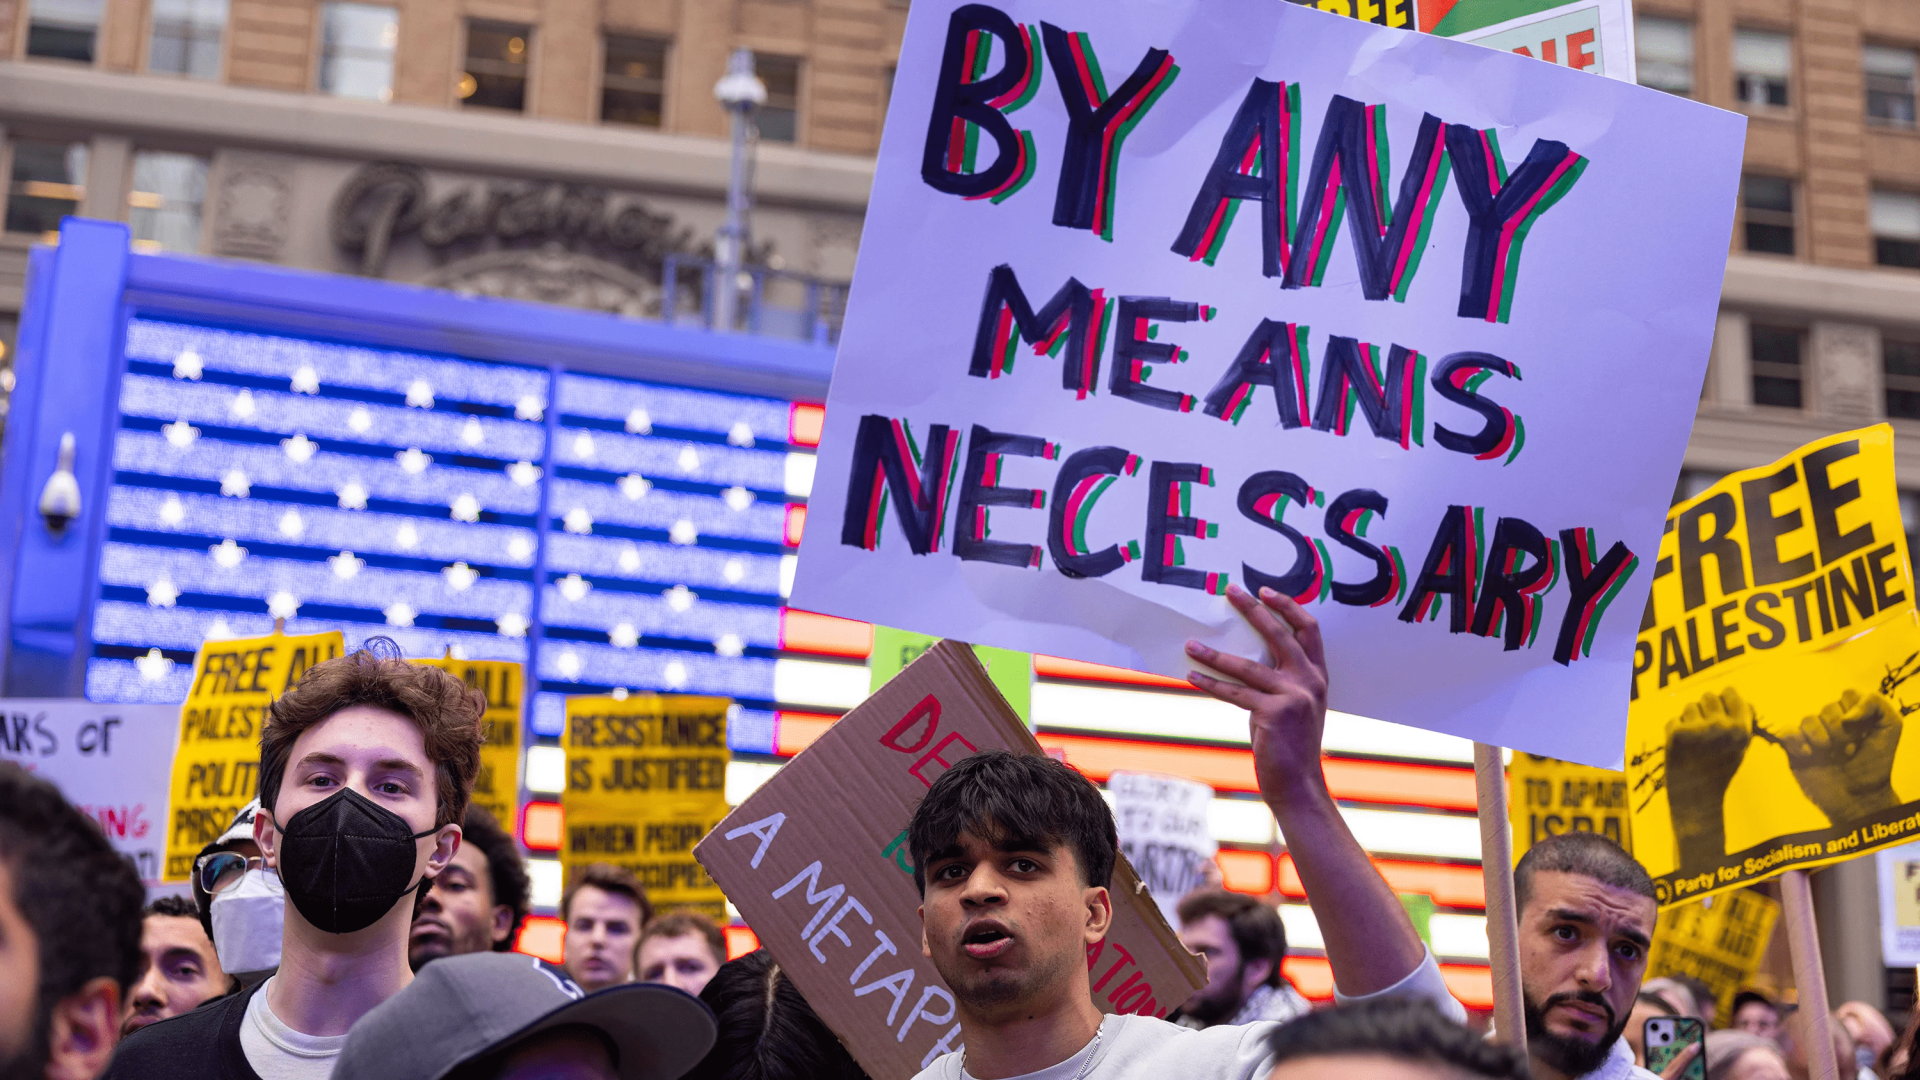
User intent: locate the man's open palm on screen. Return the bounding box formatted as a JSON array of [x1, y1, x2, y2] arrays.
[[1184, 585, 1329, 805]]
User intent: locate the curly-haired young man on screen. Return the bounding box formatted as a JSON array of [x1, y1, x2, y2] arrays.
[[106, 642, 484, 1080]]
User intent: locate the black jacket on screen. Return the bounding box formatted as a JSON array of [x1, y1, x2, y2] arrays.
[[103, 979, 263, 1080]]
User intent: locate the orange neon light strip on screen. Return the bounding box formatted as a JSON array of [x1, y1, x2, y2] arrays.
[[1034, 654, 1191, 689], [725, 926, 762, 960], [789, 403, 825, 447], [779, 609, 874, 658], [769, 720, 1476, 811], [775, 711, 843, 757], [1282, 957, 1493, 1010], [1216, 849, 1274, 894], [515, 916, 566, 964], [784, 504, 808, 547], [520, 801, 564, 852], [1036, 732, 1477, 810], [1278, 853, 1486, 910]]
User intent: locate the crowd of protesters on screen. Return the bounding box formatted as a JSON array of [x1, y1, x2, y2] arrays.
[[1, 589, 1913, 1080]]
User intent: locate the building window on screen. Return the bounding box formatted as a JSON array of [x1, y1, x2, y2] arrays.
[[1637, 17, 1693, 95], [127, 151, 207, 253], [318, 3, 397, 102], [1867, 45, 1919, 128], [1875, 190, 1920, 270], [4, 140, 88, 239], [1742, 175, 1795, 256], [148, 0, 227, 80], [462, 20, 532, 112], [755, 54, 801, 143], [1735, 29, 1791, 109], [1750, 324, 1803, 409], [1673, 471, 1725, 505], [1885, 338, 1920, 420], [26, 0, 104, 62], [601, 34, 668, 128]]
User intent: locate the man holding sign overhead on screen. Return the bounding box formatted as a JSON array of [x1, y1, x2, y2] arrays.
[[908, 585, 1464, 1080]]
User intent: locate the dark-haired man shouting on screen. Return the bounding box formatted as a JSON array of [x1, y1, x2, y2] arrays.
[[909, 585, 1463, 1080]]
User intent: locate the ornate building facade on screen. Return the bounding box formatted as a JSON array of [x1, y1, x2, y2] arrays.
[[0, 0, 897, 339]]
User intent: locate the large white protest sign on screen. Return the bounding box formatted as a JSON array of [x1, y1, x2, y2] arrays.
[[1111, 771, 1218, 927], [1, 700, 179, 883], [789, 0, 1744, 769]]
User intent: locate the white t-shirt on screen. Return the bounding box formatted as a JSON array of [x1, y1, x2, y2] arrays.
[[917, 949, 1464, 1080], [239, 977, 350, 1080]]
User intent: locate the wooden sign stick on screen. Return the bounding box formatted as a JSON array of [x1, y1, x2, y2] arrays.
[[1475, 742, 1526, 1044], [1779, 870, 1842, 1080]]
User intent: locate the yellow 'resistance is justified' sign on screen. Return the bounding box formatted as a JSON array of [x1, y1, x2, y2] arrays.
[[1628, 425, 1920, 907], [563, 694, 730, 921]]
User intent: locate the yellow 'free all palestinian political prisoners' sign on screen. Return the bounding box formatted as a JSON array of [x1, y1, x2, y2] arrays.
[[414, 658, 523, 831], [1508, 753, 1632, 863], [1647, 889, 1781, 1022], [163, 630, 344, 881], [1627, 425, 1920, 907], [563, 695, 730, 920]]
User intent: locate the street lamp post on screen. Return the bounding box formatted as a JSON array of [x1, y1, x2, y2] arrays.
[[712, 48, 766, 334]]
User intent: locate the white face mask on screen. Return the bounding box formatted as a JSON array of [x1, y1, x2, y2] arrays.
[[210, 867, 286, 974]]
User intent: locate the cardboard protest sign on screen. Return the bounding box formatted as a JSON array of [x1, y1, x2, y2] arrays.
[[790, 0, 1745, 770], [870, 627, 1033, 723], [564, 694, 730, 921], [163, 630, 343, 882], [415, 657, 523, 830], [1508, 752, 1630, 861], [1646, 890, 1780, 1022], [1877, 841, 1920, 965], [1626, 426, 1920, 907], [1111, 770, 1217, 927], [696, 640, 1203, 1080], [1311, 0, 1637, 84], [2, 700, 179, 883]]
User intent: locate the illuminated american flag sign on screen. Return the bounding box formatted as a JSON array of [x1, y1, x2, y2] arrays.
[[88, 318, 838, 751]]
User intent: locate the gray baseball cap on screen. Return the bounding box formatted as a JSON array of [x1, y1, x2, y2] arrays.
[[335, 951, 717, 1080]]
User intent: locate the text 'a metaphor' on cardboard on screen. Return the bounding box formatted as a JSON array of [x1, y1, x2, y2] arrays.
[[1, 699, 182, 884], [414, 657, 524, 831], [564, 693, 731, 921], [696, 640, 1203, 1080], [790, 0, 1748, 770], [1628, 425, 1920, 907], [164, 630, 343, 882]]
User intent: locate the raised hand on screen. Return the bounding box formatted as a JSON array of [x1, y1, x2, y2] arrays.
[[1185, 586, 1432, 999], [1184, 584, 1329, 809], [1776, 689, 1903, 825], [1665, 689, 1755, 868]]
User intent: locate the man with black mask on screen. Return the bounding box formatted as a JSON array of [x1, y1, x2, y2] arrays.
[[1513, 832, 1676, 1080], [105, 643, 483, 1080]]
